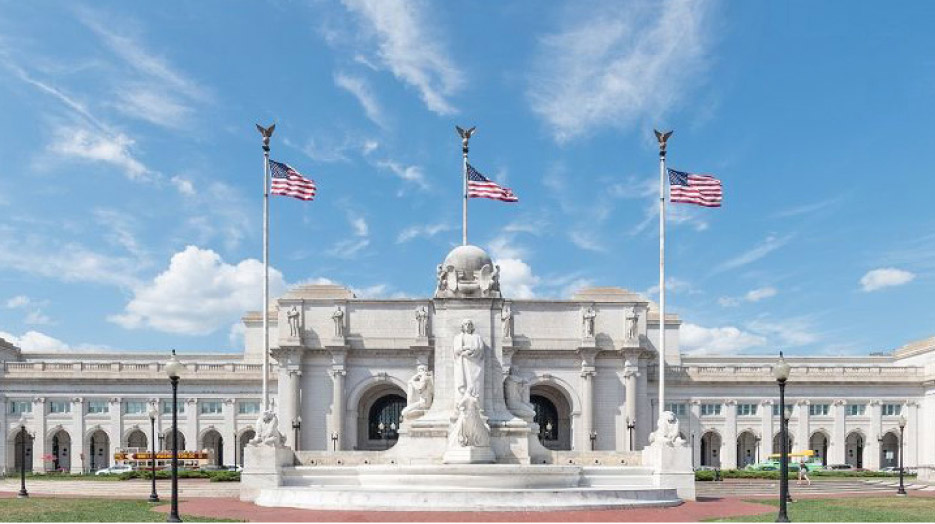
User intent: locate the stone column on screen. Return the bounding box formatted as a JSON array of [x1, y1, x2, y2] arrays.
[[906, 401, 919, 467], [223, 398, 236, 467], [866, 400, 882, 470], [32, 398, 46, 472], [831, 399, 847, 465], [795, 400, 809, 453], [577, 348, 597, 451], [71, 398, 86, 473], [0, 397, 6, 475], [760, 399, 774, 463], [623, 351, 639, 452], [185, 398, 198, 451], [723, 400, 738, 469], [690, 400, 702, 468], [109, 397, 123, 452], [328, 348, 348, 451], [284, 370, 302, 449]]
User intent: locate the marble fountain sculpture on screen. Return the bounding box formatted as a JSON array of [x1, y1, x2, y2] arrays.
[[241, 245, 693, 511]]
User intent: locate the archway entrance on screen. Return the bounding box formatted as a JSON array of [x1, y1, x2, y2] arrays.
[[13, 430, 34, 473], [163, 429, 186, 452], [880, 432, 899, 469], [88, 430, 110, 472], [202, 430, 223, 465], [845, 432, 864, 468], [239, 430, 255, 468], [809, 432, 829, 466], [50, 429, 71, 472], [127, 429, 148, 450], [736, 431, 759, 467], [529, 384, 572, 451], [773, 432, 793, 455], [700, 432, 721, 467], [356, 383, 406, 450]]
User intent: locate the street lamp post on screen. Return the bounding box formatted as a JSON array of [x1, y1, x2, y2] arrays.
[[627, 418, 636, 451], [897, 415, 907, 496], [774, 352, 791, 523], [165, 350, 184, 523], [589, 430, 597, 451], [292, 417, 302, 452], [331, 431, 338, 452], [148, 405, 160, 503], [755, 436, 762, 465], [17, 416, 28, 498]]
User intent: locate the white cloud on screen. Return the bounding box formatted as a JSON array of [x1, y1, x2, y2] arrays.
[[719, 286, 778, 307], [171, 175, 196, 196], [568, 230, 606, 252], [377, 160, 429, 190], [680, 323, 766, 355], [24, 309, 52, 325], [6, 295, 30, 308], [746, 317, 819, 347], [113, 86, 194, 129], [860, 268, 915, 292], [397, 222, 452, 243], [334, 72, 386, 127], [49, 125, 150, 180], [0, 330, 69, 352], [342, 0, 464, 115], [351, 216, 369, 237], [713, 234, 792, 274], [109, 246, 286, 335], [327, 238, 370, 259], [644, 277, 694, 299], [496, 258, 540, 299], [528, 1, 713, 142]]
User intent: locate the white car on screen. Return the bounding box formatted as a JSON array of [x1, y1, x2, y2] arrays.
[[95, 465, 133, 475]]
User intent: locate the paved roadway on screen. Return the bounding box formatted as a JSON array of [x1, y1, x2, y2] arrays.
[[0, 478, 239, 498]]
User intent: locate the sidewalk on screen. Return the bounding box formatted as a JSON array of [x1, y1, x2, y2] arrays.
[[0, 478, 239, 498]]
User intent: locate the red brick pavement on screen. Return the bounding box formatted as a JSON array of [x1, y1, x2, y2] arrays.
[[150, 497, 776, 522]]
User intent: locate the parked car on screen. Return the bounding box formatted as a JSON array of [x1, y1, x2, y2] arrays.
[[95, 465, 133, 476], [825, 464, 855, 471]]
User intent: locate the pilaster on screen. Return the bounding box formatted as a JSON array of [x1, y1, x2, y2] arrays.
[[0, 397, 6, 475], [31, 397, 46, 472], [690, 400, 702, 468], [576, 347, 597, 451], [906, 400, 919, 467], [622, 350, 640, 452], [71, 397, 85, 473], [831, 399, 847, 465], [723, 399, 738, 469], [223, 398, 236, 467], [185, 398, 198, 451], [866, 400, 882, 470], [327, 346, 348, 451], [109, 397, 122, 451], [795, 400, 810, 452], [760, 399, 774, 460]]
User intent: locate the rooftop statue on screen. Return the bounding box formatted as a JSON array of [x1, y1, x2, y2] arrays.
[[435, 245, 502, 299]]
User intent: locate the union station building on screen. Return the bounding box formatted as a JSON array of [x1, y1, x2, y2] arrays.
[[2, 245, 933, 477]]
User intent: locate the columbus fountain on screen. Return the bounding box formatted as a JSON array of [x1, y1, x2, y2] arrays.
[[240, 245, 693, 511]]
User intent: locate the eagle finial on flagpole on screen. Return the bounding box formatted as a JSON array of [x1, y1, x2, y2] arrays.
[[256, 123, 276, 152], [654, 129, 673, 157], [456, 125, 476, 153]]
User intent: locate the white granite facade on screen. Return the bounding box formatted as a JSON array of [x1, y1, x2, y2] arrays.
[[2, 247, 934, 476]]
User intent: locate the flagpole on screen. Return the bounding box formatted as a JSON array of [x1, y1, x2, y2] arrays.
[[257, 124, 275, 412], [655, 129, 672, 424], [456, 126, 475, 246]]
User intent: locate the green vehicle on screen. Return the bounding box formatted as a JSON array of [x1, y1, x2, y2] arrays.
[[745, 452, 823, 472]]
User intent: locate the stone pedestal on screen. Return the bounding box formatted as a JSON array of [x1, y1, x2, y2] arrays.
[[641, 441, 695, 501], [240, 444, 295, 502], [443, 446, 496, 464]]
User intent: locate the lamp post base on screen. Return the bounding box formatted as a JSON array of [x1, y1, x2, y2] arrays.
[[17, 490, 28, 499], [149, 494, 161, 503]]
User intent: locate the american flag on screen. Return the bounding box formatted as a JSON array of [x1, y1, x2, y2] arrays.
[[467, 163, 518, 202], [270, 160, 316, 201], [668, 169, 722, 208]]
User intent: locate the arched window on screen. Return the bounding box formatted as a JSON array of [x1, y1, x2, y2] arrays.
[[367, 394, 405, 442], [127, 430, 147, 450], [531, 395, 559, 442]]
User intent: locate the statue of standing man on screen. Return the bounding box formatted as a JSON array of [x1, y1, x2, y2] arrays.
[[332, 306, 345, 338], [582, 305, 597, 338], [452, 319, 485, 404]]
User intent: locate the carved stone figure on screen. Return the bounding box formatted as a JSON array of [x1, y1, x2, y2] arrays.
[[436, 264, 447, 291], [625, 308, 639, 342], [582, 306, 597, 338], [448, 394, 490, 448], [287, 306, 301, 338], [503, 369, 536, 421], [401, 365, 434, 420], [452, 319, 485, 403], [250, 409, 285, 446], [478, 264, 501, 297], [415, 306, 429, 338], [331, 306, 345, 338], [500, 303, 513, 339], [648, 411, 685, 447]]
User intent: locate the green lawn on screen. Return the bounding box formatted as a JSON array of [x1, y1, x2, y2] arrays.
[[711, 496, 935, 522], [0, 498, 241, 522]]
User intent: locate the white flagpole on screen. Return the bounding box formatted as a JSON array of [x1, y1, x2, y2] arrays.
[[655, 129, 672, 424], [257, 124, 275, 412], [457, 126, 475, 246]]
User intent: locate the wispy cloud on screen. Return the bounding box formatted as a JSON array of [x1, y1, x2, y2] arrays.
[[772, 196, 844, 218], [334, 72, 386, 127], [341, 0, 464, 115], [718, 286, 778, 307], [713, 234, 792, 274], [48, 125, 151, 181], [860, 267, 915, 292], [376, 159, 429, 191], [397, 222, 453, 243], [527, 0, 714, 142]]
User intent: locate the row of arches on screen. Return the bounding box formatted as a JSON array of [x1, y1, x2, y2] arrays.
[[699, 429, 901, 469], [8, 427, 258, 473]]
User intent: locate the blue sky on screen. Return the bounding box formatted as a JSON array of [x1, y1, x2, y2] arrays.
[[1, 0, 933, 356]]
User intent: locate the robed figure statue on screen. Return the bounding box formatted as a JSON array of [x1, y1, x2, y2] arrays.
[[452, 319, 485, 405]]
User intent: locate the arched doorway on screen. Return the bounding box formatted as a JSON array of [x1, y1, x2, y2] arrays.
[[50, 429, 71, 472], [13, 430, 34, 473], [356, 383, 406, 450], [773, 432, 793, 455], [127, 429, 147, 450], [239, 430, 255, 468], [529, 384, 572, 451], [845, 431, 864, 468], [202, 429, 223, 465], [809, 432, 829, 466], [736, 431, 759, 467], [700, 431, 721, 467], [880, 432, 899, 469], [88, 429, 110, 472], [163, 429, 186, 451]]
